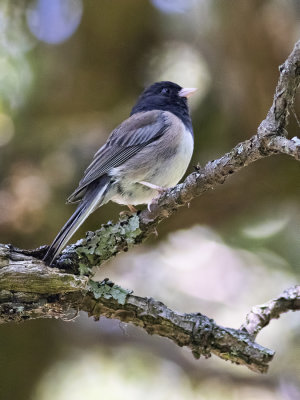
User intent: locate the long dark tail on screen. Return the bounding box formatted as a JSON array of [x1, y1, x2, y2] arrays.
[[44, 176, 111, 265]]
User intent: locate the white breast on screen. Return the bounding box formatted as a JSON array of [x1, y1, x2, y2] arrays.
[[156, 122, 194, 188]]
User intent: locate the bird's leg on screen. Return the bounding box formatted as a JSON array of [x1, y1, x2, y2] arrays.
[[139, 181, 168, 212], [119, 204, 137, 218], [127, 204, 137, 213], [139, 181, 165, 193]]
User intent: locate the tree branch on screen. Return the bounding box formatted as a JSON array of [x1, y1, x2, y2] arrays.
[[0, 245, 275, 373], [1, 246, 299, 373], [241, 285, 300, 337], [1, 40, 300, 373]]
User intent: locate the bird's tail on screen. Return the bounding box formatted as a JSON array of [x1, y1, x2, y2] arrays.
[[44, 176, 111, 265]]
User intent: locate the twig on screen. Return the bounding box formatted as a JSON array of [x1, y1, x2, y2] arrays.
[[241, 286, 300, 337]]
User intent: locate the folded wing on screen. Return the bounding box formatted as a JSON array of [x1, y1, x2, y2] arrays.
[[67, 110, 169, 203]]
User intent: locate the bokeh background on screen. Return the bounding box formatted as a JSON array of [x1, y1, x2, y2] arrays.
[[0, 0, 300, 399]]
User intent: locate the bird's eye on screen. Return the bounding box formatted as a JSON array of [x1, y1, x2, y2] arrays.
[[161, 88, 170, 95]]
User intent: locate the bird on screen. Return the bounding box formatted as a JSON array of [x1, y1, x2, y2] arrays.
[[44, 81, 197, 264]]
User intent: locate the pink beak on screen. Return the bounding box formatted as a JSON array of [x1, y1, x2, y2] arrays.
[[178, 87, 198, 98]]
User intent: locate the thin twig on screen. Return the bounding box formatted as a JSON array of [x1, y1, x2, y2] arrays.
[[241, 286, 300, 337]]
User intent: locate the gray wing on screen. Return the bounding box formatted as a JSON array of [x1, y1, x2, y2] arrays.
[[67, 110, 169, 203]]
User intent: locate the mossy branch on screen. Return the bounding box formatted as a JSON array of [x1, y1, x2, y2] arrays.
[[1, 245, 299, 373]]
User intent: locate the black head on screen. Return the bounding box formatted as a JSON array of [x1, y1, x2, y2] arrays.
[[130, 81, 196, 133]]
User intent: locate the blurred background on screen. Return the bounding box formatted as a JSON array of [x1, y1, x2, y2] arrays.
[[0, 0, 300, 399]]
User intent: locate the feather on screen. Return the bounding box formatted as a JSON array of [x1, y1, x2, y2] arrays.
[[67, 110, 169, 203], [44, 175, 111, 264]]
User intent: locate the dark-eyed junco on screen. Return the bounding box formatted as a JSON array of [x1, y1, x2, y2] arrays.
[[44, 81, 196, 264]]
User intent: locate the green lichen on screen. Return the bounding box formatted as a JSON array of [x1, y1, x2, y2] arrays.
[[75, 215, 142, 264], [120, 214, 142, 243], [78, 261, 92, 276], [88, 279, 132, 305]]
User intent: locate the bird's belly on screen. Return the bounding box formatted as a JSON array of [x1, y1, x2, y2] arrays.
[[111, 184, 156, 205], [110, 126, 194, 206], [114, 159, 190, 206], [153, 140, 193, 187]]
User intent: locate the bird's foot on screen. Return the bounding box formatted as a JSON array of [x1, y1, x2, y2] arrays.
[[147, 190, 168, 212]]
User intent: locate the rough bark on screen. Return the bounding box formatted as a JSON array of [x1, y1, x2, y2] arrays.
[[1, 245, 299, 373], [1, 40, 300, 374]]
